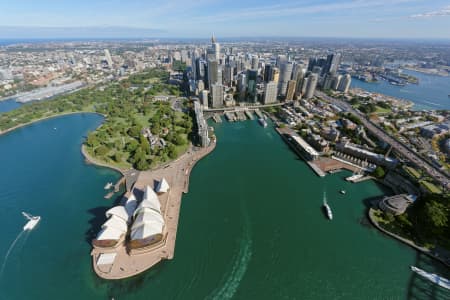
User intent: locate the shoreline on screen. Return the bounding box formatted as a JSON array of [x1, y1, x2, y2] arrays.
[[0, 111, 101, 137], [368, 208, 450, 268]]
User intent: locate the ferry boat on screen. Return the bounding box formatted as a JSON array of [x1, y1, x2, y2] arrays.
[[258, 118, 268, 128], [410, 266, 450, 290], [104, 182, 113, 190], [322, 192, 333, 220], [345, 173, 364, 182], [22, 212, 41, 231]]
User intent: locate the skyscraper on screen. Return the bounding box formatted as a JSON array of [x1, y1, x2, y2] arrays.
[[207, 60, 220, 88], [324, 53, 341, 75], [104, 49, 113, 67], [246, 69, 258, 103], [207, 34, 221, 62], [338, 74, 351, 93], [264, 64, 272, 82], [305, 73, 318, 99], [211, 83, 224, 108], [278, 62, 294, 97], [251, 56, 259, 70], [271, 67, 280, 83], [286, 80, 297, 101], [263, 81, 278, 104]]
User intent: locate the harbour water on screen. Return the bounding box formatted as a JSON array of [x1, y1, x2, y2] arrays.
[[351, 69, 450, 111], [0, 114, 449, 299], [0, 99, 21, 113]]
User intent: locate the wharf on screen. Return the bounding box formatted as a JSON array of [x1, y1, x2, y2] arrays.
[[244, 110, 254, 120], [235, 111, 247, 121], [254, 109, 263, 119], [224, 112, 236, 122], [91, 142, 216, 280], [212, 114, 222, 123], [275, 127, 325, 177]]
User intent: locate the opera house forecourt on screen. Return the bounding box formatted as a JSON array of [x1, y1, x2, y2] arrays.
[[91, 142, 216, 280]]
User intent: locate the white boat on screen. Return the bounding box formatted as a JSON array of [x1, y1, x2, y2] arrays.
[[345, 173, 364, 182], [322, 192, 333, 220], [410, 266, 450, 290], [258, 118, 267, 127], [340, 190, 346, 195], [22, 212, 41, 231], [104, 182, 113, 190]]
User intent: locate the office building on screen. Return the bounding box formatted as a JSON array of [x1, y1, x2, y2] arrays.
[[305, 73, 318, 99], [286, 80, 297, 100], [211, 83, 224, 108], [104, 49, 113, 67], [207, 60, 220, 88], [246, 69, 258, 102], [338, 74, 351, 93], [263, 81, 278, 104], [278, 62, 294, 97]]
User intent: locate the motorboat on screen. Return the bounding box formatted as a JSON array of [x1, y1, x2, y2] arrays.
[[104, 182, 113, 190], [258, 118, 267, 128], [322, 192, 333, 220], [340, 190, 346, 195], [22, 212, 41, 231], [410, 266, 450, 290]]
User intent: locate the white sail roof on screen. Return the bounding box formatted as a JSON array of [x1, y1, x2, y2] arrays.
[[96, 226, 125, 241], [134, 186, 161, 216], [131, 209, 165, 231], [130, 221, 164, 240], [102, 215, 128, 233], [124, 194, 138, 217], [155, 178, 170, 193], [105, 206, 129, 223]]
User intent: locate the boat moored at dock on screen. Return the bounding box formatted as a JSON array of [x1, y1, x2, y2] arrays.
[[258, 118, 268, 127]]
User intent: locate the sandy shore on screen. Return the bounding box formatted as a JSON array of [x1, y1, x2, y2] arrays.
[[91, 141, 216, 279]]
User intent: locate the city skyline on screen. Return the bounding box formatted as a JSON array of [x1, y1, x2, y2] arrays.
[[1, 0, 450, 39]]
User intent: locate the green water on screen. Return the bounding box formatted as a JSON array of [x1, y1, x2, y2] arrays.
[[0, 114, 449, 299]]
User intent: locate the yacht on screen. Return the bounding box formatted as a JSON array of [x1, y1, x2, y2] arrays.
[[322, 192, 333, 220], [258, 118, 267, 128], [410, 266, 450, 290], [340, 190, 346, 195], [22, 212, 41, 231], [104, 182, 113, 190]]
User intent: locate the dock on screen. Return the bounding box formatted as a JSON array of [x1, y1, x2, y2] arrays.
[[212, 114, 222, 123], [244, 110, 254, 120], [235, 111, 247, 121], [224, 112, 237, 122], [254, 109, 263, 119]]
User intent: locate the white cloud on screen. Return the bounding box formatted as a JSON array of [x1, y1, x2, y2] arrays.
[[410, 5, 450, 18]]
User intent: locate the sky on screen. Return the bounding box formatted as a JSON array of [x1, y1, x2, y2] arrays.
[[0, 0, 450, 39]]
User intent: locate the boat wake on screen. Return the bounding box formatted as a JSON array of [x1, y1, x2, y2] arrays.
[[0, 230, 27, 278], [207, 216, 252, 300]]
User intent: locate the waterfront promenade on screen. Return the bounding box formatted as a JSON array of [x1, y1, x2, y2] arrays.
[[91, 141, 216, 279]]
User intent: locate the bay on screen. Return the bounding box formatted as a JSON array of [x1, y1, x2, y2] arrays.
[[351, 69, 450, 111], [0, 115, 449, 299]]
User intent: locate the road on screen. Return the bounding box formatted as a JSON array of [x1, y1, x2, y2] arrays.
[[316, 91, 450, 190]]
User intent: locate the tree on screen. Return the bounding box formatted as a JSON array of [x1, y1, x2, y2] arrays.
[[113, 152, 122, 163], [135, 157, 150, 170], [373, 166, 385, 178], [425, 201, 448, 229], [95, 145, 109, 156], [86, 133, 99, 147]]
